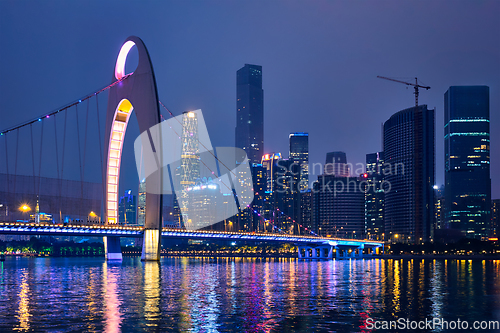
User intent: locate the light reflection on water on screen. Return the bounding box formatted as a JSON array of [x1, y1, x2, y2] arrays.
[[0, 257, 498, 332]]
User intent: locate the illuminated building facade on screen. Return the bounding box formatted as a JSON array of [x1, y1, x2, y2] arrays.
[[137, 179, 146, 226], [179, 111, 200, 229], [384, 105, 435, 244], [312, 175, 365, 239], [492, 199, 499, 238], [324, 151, 350, 177], [119, 190, 136, 225], [289, 132, 309, 191], [365, 152, 385, 241], [444, 86, 491, 239], [236, 64, 264, 165]]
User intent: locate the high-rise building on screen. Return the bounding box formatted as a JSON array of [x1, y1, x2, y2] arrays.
[[250, 163, 267, 232], [434, 185, 445, 231], [178, 111, 200, 229], [365, 152, 385, 241], [137, 178, 146, 226], [444, 86, 491, 240], [324, 151, 350, 177], [492, 199, 499, 238], [235, 64, 264, 165], [383, 105, 435, 244], [289, 132, 309, 191], [312, 175, 365, 239], [119, 190, 136, 225]]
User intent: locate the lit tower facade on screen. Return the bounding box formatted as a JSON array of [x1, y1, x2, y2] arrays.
[[236, 64, 264, 165], [444, 86, 490, 239], [179, 111, 200, 229], [365, 152, 385, 241], [383, 105, 435, 244], [289, 132, 309, 191]]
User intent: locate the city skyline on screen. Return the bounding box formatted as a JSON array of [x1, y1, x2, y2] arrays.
[[0, 1, 498, 200]]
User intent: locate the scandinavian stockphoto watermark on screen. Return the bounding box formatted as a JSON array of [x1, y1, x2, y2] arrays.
[[274, 159, 405, 195], [133, 109, 254, 231], [364, 317, 500, 331]]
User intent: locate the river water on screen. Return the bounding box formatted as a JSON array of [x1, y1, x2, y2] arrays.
[[0, 257, 499, 332]]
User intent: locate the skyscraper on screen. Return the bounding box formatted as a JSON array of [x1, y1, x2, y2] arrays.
[[383, 105, 435, 244], [289, 132, 309, 191], [444, 86, 491, 239], [179, 111, 200, 229], [312, 175, 365, 239], [324, 151, 350, 177], [119, 190, 136, 225], [236, 64, 264, 165], [365, 152, 385, 241], [137, 179, 146, 226]]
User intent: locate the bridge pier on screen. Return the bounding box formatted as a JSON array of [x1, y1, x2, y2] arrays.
[[104, 236, 122, 260], [298, 245, 334, 260], [141, 229, 161, 261]]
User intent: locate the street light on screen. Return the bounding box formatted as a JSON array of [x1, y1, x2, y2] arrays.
[[19, 204, 31, 222]]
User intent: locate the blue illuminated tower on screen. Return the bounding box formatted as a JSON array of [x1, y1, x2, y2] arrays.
[[444, 86, 490, 239]]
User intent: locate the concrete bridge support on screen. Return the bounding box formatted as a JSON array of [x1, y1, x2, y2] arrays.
[[298, 245, 333, 259], [104, 236, 122, 260]]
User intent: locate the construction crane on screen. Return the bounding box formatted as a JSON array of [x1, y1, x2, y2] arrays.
[[377, 76, 430, 108]]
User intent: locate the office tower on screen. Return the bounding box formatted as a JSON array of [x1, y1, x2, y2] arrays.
[[236, 64, 264, 165], [434, 185, 445, 231], [137, 179, 146, 226], [119, 190, 136, 225], [324, 151, 350, 177], [365, 152, 385, 241], [383, 105, 435, 244], [251, 164, 267, 232], [492, 199, 499, 238], [260, 153, 301, 233], [300, 190, 312, 234], [289, 132, 309, 191], [312, 175, 365, 239], [178, 111, 200, 229], [444, 86, 491, 240]]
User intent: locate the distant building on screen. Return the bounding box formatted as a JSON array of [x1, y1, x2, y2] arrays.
[[434, 185, 445, 231], [313, 175, 365, 239], [491, 199, 499, 238], [250, 163, 267, 232], [236, 64, 264, 165], [289, 132, 309, 191], [137, 179, 146, 226], [300, 190, 313, 235], [0, 173, 101, 223], [365, 152, 385, 241], [324, 151, 350, 177], [444, 86, 491, 240], [119, 190, 136, 225], [383, 105, 435, 244]]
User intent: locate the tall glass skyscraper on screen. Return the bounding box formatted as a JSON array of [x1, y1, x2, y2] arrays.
[[289, 132, 309, 191], [365, 152, 385, 241], [444, 86, 490, 240], [236, 64, 264, 165], [383, 105, 435, 244]]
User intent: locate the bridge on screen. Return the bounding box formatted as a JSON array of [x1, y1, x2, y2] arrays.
[[0, 36, 384, 261], [0, 222, 383, 259]]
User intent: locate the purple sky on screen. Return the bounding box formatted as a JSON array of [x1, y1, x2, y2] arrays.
[[1, 1, 499, 199]]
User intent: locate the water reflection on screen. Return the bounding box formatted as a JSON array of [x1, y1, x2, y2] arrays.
[[102, 262, 122, 333], [0, 257, 499, 332], [143, 262, 161, 327], [15, 270, 30, 331]]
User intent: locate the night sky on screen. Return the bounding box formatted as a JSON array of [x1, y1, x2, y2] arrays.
[[1, 1, 499, 199]]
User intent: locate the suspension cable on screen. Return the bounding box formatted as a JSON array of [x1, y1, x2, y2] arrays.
[[95, 94, 105, 223], [0, 74, 131, 136], [4, 134, 9, 203], [37, 120, 44, 199], [75, 104, 84, 220], [30, 124, 37, 200], [53, 114, 60, 222]]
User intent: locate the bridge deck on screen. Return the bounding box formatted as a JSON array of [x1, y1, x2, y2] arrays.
[[0, 222, 383, 247]]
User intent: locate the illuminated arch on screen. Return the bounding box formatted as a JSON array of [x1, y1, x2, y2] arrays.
[[104, 36, 163, 261]]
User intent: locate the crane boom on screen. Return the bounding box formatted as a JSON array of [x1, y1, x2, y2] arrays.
[[377, 76, 430, 107]]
